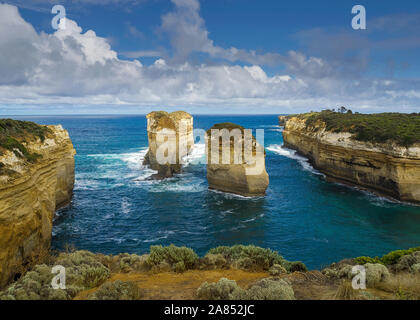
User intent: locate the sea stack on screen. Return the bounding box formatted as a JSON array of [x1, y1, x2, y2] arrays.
[[206, 123, 269, 197], [0, 121, 75, 287], [143, 111, 194, 179]]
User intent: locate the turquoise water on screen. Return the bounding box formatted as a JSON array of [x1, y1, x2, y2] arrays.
[[12, 115, 420, 269]]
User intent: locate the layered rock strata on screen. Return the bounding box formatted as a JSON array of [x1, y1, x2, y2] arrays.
[[143, 111, 194, 179], [282, 116, 420, 204], [0, 123, 75, 287], [206, 123, 269, 197]]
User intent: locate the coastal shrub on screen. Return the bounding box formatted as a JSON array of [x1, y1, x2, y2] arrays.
[[381, 247, 420, 265], [207, 245, 293, 271], [0, 119, 51, 162], [365, 263, 390, 287], [269, 264, 287, 276], [411, 264, 420, 274], [79, 267, 110, 288], [376, 273, 420, 300], [286, 261, 308, 273], [353, 247, 420, 267], [334, 280, 358, 300], [333, 280, 377, 300], [0, 250, 112, 300], [89, 280, 143, 300], [146, 245, 199, 272], [300, 111, 420, 147], [354, 256, 382, 265], [0, 264, 69, 300], [231, 278, 295, 300], [196, 277, 295, 301], [200, 253, 229, 270], [196, 278, 241, 300], [117, 254, 148, 273]]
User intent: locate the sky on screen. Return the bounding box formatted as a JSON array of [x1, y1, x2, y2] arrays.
[[1, 0, 420, 115]]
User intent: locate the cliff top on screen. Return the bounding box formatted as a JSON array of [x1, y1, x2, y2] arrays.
[[292, 111, 420, 147], [0, 119, 52, 165], [146, 111, 193, 130], [146, 111, 193, 120], [207, 122, 245, 134]]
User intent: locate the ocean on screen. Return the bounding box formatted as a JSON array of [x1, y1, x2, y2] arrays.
[[11, 114, 420, 269]]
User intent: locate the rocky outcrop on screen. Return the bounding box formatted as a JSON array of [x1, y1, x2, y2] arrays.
[[0, 124, 75, 287], [278, 116, 288, 127], [143, 111, 194, 179], [282, 116, 420, 204], [206, 123, 269, 197]]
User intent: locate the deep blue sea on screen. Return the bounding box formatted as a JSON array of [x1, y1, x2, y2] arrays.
[[10, 115, 420, 269]]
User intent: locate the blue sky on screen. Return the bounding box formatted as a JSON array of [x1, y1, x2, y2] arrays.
[[1, 0, 420, 114]]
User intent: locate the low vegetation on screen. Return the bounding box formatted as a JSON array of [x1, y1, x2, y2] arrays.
[[206, 245, 307, 272], [88, 280, 143, 300], [296, 110, 420, 147], [0, 119, 51, 163], [354, 246, 420, 267], [146, 244, 199, 273], [196, 277, 295, 300], [2, 244, 420, 300]]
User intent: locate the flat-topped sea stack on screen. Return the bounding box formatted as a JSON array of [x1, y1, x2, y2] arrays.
[[282, 111, 420, 204], [0, 119, 75, 287], [206, 123, 269, 197], [143, 111, 194, 179]]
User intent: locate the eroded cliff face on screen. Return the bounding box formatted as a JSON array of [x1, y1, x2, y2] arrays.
[[0, 125, 75, 287], [283, 116, 420, 204], [143, 111, 194, 179], [206, 123, 269, 197]]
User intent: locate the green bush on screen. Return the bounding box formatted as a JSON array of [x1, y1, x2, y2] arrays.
[[200, 253, 229, 270], [0, 119, 51, 162], [0, 251, 111, 300], [80, 267, 110, 289], [354, 256, 382, 265], [381, 247, 420, 265], [89, 280, 143, 300], [0, 264, 69, 300], [354, 247, 420, 266], [196, 278, 240, 300], [207, 245, 287, 271], [207, 245, 306, 272], [231, 278, 295, 300], [197, 277, 295, 300], [365, 263, 390, 288], [146, 244, 199, 272]]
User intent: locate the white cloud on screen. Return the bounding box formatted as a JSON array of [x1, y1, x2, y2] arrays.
[[0, 3, 419, 113]]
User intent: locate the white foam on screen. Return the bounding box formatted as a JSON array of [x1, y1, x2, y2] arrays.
[[267, 144, 325, 176], [209, 188, 264, 200], [182, 143, 206, 166]]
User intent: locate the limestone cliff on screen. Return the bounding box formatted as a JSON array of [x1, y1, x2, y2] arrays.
[[143, 111, 194, 179], [278, 116, 288, 127], [0, 122, 75, 287], [282, 115, 420, 204], [206, 123, 269, 197]]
